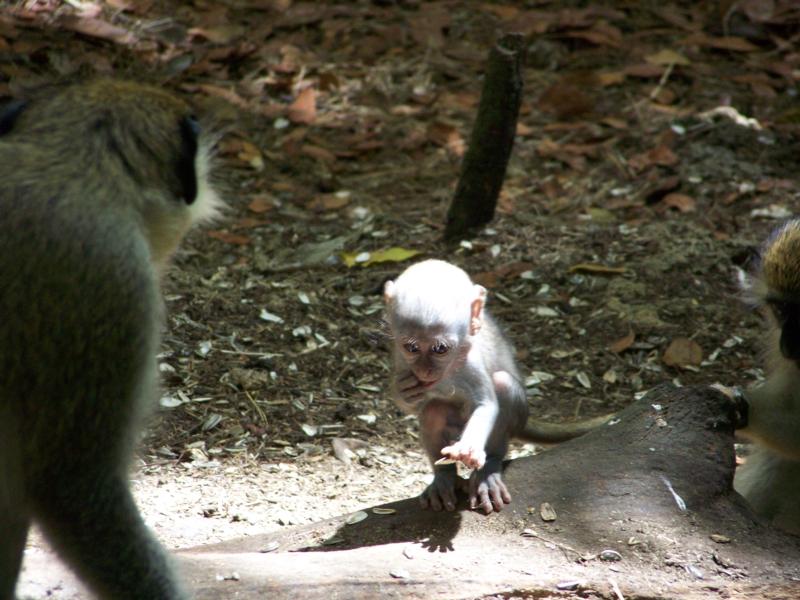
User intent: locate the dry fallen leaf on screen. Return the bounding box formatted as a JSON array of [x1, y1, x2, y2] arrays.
[[247, 195, 274, 214], [538, 81, 594, 119], [597, 71, 626, 87], [662, 193, 696, 212], [564, 22, 623, 47], [218, 137, 264, 170], [188, 25, 244, 44], [306, 194, 350, 212], [300, 144, 336, 164], [645, 49, 690, 66], [662, 337, 703, 367], [207, 230, 251, 245], [341, 247, 421, 268], [426, 121, 465, 156], [61, 16, 136, 45], [609, 331, 635, 353], [628, 144, 679, 172], [288, 87, 317, 125], [473, 262, 537, 288], [688, 33, 760, 52]]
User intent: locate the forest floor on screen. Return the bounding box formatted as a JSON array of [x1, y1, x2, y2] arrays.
[[5, 0, 800, 597]]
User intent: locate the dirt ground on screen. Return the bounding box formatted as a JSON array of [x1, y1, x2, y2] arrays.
[[5, 0, 800, 597]]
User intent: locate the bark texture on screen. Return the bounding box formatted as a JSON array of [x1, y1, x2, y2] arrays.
[[444, 32, 524, 241]]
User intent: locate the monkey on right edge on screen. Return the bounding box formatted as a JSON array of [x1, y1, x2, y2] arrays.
[[735, 220, 800, 535], [0, 80, 221, 599]]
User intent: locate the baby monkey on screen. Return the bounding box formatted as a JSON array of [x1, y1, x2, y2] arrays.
[[385, 260, 607, 514], [734, 220, 800, 534], [0, 80, 221, 599]]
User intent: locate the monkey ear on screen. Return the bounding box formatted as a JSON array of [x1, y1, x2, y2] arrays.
[[175, 115, 200, 205], [383, 280, 396, 305], [0, 99, 27, 136], [469, 285, 487, 336]]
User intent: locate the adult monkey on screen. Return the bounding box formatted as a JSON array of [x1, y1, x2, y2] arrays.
[[735, 220, 800, 534], [0, 79, 221, 599]]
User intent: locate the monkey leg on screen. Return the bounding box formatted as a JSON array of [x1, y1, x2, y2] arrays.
[[31, 470, 186, 600], [735, 447, 800, 535], [419, 400, 467, 511], [456, 371, 520, 514], [0, 414, 28, 600], [0, 507, 28, 599]]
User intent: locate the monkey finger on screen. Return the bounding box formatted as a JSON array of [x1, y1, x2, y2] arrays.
[[398, 372, 421, 388], [465, 449, 486, 470], [443, 443, 485, 470], [399, 381, 420, 393]]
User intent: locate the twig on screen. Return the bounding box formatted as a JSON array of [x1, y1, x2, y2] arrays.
[[609, 578, 626, 600], [649, 62, 675, 100]]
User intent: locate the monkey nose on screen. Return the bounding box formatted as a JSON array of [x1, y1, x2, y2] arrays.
[[416, 372, 439, 385]]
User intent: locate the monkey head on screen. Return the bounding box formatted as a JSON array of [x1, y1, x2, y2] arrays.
[[384, 259, 486, 385], [0, 79, 222, 270], [757, 220, 800, 362]]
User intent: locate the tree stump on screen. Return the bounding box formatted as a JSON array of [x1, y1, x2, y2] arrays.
[[443, 32, 524, 241]]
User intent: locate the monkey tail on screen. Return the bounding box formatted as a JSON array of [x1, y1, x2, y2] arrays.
[[518, 414, 614, 445]]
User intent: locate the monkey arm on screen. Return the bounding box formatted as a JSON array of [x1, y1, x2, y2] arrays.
[[440, 373, 500, 470]]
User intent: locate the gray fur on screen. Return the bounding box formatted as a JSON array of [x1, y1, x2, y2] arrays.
[[734, 218, 800, 534], [0, 80, 220, 599]]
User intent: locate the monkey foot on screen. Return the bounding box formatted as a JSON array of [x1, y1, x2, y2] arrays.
[[420, 471, 461, 511], [440, 441, 486, 470], [469, 469, 511, 514]]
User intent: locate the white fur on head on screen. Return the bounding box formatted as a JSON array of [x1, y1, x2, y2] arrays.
[[387, 260, 484, 334]]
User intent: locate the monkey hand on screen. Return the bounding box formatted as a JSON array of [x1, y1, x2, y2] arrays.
[[395, 372, 434, 407], [440, 441, 486, 470]]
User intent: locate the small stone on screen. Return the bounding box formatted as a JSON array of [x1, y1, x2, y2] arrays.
[[259, 541, 280, 553], [540, 502, 557, 522], [599, 549, 622, 562], [556, 580, 584, 591], [710, 534, 731, 544], [345, 510, 368, 525], [321, 537, 344, 546], [372, 507, 396, 515], [389, 568, 410, 579]]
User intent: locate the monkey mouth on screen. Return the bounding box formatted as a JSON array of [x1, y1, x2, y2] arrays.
[[418, 379, 439, 388]]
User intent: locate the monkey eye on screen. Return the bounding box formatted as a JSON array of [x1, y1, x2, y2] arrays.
[[431, 341, 449, 355], [403, 341, 420, 353]]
